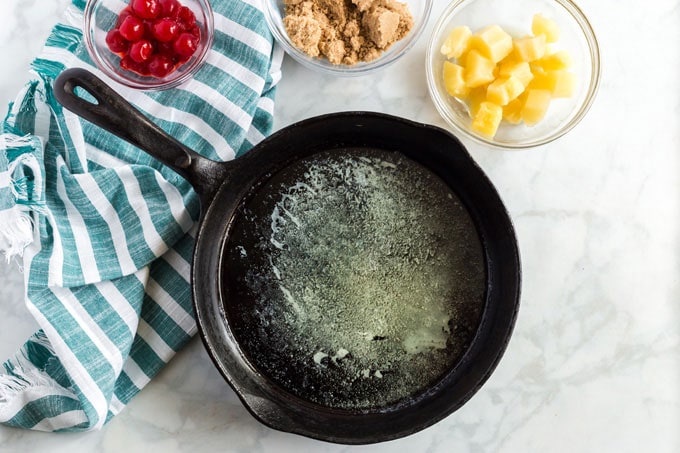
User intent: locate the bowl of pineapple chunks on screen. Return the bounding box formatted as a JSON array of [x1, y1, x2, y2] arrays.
[[426, 0, 600, 148]]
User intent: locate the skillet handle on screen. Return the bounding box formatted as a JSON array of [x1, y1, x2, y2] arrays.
[[53, 68, 227, 202]]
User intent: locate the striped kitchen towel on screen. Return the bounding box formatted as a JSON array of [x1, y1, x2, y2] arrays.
[[0, 0, 282, 431]]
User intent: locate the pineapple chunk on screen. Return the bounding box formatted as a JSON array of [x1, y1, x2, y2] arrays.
[[529, 70, 576, 97], [467, 86, 488, 118], [498, 59, 534, 87], [442, 61, 469, 97], [521, 89, 552, 125], [534, 50, 573, 71], [486, 76, 525, 106], [550, 70, 576, 97], [470, 25, 513, 63], [529, 61, 547, 77], [464, 50, 496, 87], [513, 34, 547, 61], [472, 101, 503, 137], [440, 26, 472, 59], [503, 96, 524, 124], [528, 70, 555, 91], [532, 13, 560, 43]]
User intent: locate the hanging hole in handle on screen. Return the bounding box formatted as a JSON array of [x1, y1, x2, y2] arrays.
[[73, 86, 100, 106], [57, 70, 108, 110]]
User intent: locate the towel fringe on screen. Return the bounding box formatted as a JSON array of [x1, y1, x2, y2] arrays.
[[0, 206, 34, 262], [0, 332, 58, 408], [0, 131, 44, 260]]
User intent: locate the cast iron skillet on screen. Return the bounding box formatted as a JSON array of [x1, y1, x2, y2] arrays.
[[53, 68, 521, 445]]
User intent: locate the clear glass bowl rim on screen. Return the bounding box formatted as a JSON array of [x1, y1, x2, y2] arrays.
[[425, 0, 601, 149], [263, 0, 434, 77], [82, 0, 215, 90]]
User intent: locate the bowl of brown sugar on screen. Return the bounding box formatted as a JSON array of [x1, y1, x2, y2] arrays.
[[263, 0, 433, 75]]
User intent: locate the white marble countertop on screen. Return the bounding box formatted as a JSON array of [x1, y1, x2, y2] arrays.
[[1, 0, 678, 451]]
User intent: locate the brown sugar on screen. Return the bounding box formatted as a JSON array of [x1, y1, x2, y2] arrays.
[[282, 0, 414, 66]]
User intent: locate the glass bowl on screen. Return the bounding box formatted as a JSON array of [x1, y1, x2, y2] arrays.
[[426, 0, 600, 148], [83, 0, 214, 90], [263, 0, 433, 76]]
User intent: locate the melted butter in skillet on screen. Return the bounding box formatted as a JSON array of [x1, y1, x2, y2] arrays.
[[223, 149, 486, 410]]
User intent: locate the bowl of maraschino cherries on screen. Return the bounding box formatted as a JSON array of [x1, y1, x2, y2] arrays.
[[83, 0, 214, 89]]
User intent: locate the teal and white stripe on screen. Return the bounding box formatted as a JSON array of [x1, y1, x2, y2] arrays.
[[0, 0, 282, 431]]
